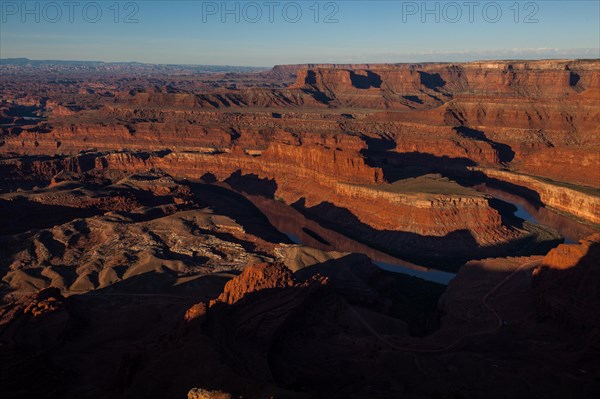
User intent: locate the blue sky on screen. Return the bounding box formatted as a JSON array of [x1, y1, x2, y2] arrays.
[[1, 1, 599, 66]]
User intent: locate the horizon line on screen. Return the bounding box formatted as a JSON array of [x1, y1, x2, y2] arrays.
[[2, 56, 600, 70]]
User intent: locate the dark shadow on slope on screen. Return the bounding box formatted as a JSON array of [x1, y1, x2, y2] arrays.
[[455, 126, 515, 164], [2, 104, 43, 118], [199, 172, 218, 184], [453, 171, 544, 209], [301, 227, 330, 246], [304, 70, 318, 85], [569, 71, 581, 87], [488, 197, 524, 230], [83, 269, 233, 298], [476, 183, 598, 242], [299, 71, 334, 104], [293, 253, 446, 336], [360, 136, 477, 181], [0, 198, 102, 236], [361, 136, 396, 152], [418, 71, 446, 91], [532, 241, 600, 332], [403, 95, 424, 104], [350, 71, 382, 89], [291, 198, 561, 271], [185, 179, 291, 245], [224, 171, 278, 197], [359, 138, 543, 207], [0, 267, 235, 399], [205, 257, 441, 391], [300, 88, 333, 104], [361, 147, 478, 182]]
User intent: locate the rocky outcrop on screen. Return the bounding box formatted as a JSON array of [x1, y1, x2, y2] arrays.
[[0, 287, 71, 348], [210, 262, 295, 306], [532, 234, 600, 336], [187, 388, 232, 399], [537, 233, 600, 270], [0, 287, 65, 324]]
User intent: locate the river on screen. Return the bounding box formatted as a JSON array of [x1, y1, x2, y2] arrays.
[[215, 182, 596, 286], [473, 183, 598, 244]]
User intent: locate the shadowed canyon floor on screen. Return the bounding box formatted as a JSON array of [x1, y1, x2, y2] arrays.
[[1, 60, 599, 398]]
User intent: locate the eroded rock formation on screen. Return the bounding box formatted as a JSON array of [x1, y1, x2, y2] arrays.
[[533, 234, 600, 338]]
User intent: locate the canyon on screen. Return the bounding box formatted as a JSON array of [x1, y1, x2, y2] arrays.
[[0, 59, 599, 398]]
